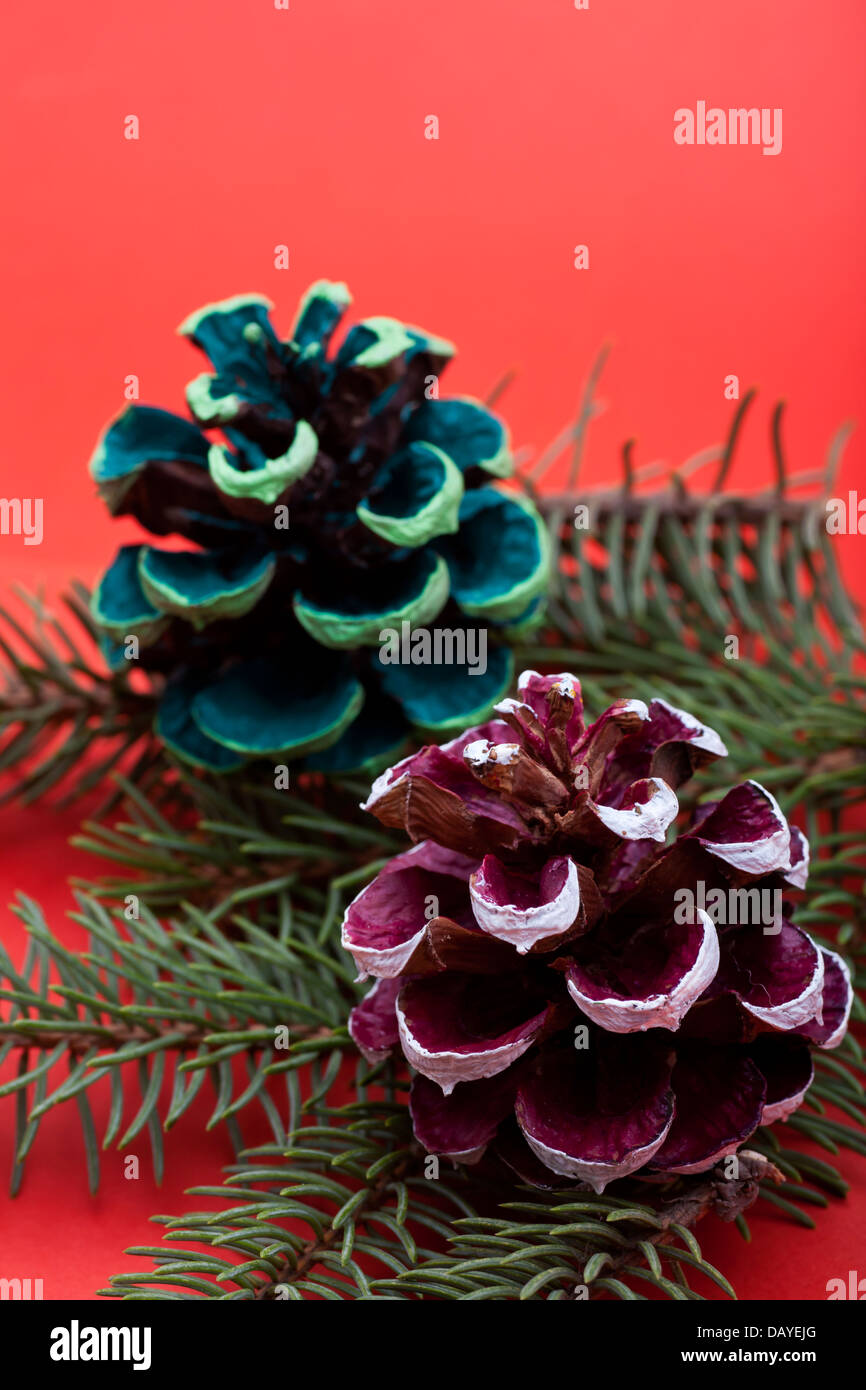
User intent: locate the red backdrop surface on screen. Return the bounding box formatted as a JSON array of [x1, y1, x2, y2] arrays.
[[0, 0, 863, 1299]]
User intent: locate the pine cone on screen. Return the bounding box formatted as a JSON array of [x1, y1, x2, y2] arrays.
[[88, 285, 549, 772], [343, 671, 852, 1189]]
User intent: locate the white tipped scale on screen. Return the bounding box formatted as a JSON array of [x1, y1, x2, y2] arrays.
[[516, 669, 580, 700], [761, 1072, 813, 1126], [341, 904, 425, 983], [396, 997, 542, 1097], [617, 698, 650, 720], [812, 948, 854, 1050], [659, 1137, 753, 1177], [493, 697, 524, 719], [783, 826, 811, 890], [697, 780, 791, 875], [591, 777, 679, 843], [565, 910, 720, 1033], [462, 739, 520, 769], [359, 750, 415, 813], [518, 1113, 674, 1193], [470, 856, 580, 954], [649, 697, 728, 758], [340, 840, 476, 980], [739, 939, 825, 1032]]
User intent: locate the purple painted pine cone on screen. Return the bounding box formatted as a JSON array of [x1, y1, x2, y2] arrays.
[[342, 671, 852, 1190]]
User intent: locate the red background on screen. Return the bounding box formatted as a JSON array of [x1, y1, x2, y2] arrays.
[[0, 0, 863, 1299]]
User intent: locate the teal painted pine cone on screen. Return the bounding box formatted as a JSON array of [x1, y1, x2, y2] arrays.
[[89, 283, 550, 773]]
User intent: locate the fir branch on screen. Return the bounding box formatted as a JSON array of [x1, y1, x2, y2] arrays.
[[515, 381, 866, 956], [69, 769, 401, 912], [100, 1036, 866, 1301], [0, 583, 159, 806], [519, 392, 864, 823], [102, 1066, 477, 1301], [0, 884, 364, 1195], [99, 1055, 866, 1301]]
